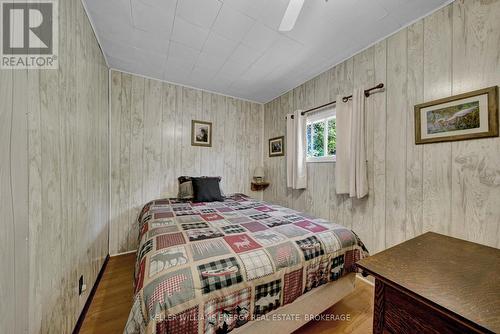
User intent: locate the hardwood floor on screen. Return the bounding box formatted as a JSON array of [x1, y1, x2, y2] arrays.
[[78, 254, 374, 334], [296, 278, 374, 334], [79, 254, 136, 334]]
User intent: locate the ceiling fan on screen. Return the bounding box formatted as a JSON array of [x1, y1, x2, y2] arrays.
[[279, 0, 305, 31]]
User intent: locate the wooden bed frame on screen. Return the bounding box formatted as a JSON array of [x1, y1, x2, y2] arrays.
[[233, 273, 357, 333]]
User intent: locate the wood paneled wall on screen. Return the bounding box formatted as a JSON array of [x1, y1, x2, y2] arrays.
[[29, 0, 109, 332], [0, 29, 29, 334], [110, 70, 264, 254], [263, 0, 500, 254], [0, 0, 109, 333]]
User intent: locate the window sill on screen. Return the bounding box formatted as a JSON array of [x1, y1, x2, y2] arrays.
[[307, 156, 336, 163]]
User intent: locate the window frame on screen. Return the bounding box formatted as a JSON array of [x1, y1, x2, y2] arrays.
[[306, 108, 336, 163]]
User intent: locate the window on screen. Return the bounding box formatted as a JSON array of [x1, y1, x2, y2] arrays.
[[306, 108, 336, 162]]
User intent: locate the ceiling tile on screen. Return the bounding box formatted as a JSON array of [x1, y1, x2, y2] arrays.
[[131, 0, 175, 34], [131, 66, 167, 82], [219, 70, 247, 83], [210, 73, 235, 92], [164, 65, 192, 84], [86, 0, 131, 19], [89, 8, 133, 44], [104, 40, 167, 77], [177, 0, 222, 28], [100, 37, 139, 61], [108, 55, 166, 82], [107, 55, 136, 71], [241, 57, 272, 80], [259, 36, 303, 65], [227, 82, 254, 96], [223, 0, 270, 20], [133, 49, 167, 66], [281, 4, 349, 46], [130, 29, 170, 55], [135, 0, 177, 12], [168, 41, 200, 64], [229, 44, 262, 66], [202, 32, 239, 58], [190, 66, 218, 83], [195, 51, 228, 71], [219, 57, 250, 77], [241, 23, 281, 52], [351, 0, 389, 23], [255, 0, 289, 30], [375, 0, 407, 9], [171, 17, 210, 50], [212, 4, 256, 42], [165, 57, 194, 75]]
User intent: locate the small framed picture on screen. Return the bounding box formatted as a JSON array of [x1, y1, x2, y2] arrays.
[[191, 120, 212, 147], [269, 136, 285, 157], [415, 86, 498, 144]]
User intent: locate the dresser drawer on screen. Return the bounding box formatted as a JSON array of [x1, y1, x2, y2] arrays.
[[382, 283, 481, 334]]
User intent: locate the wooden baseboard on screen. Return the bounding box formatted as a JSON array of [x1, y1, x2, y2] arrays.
[[72, 254, 110, 334], [111, 249, 137, 256]]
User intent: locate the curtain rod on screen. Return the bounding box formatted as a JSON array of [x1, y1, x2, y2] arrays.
[[287, 83, 384, 119]]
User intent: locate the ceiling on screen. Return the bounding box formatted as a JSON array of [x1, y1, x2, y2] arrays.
[[84, 0, 452, 103]]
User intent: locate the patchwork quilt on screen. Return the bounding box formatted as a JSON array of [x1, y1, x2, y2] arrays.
[[125, 194, 369, 334]]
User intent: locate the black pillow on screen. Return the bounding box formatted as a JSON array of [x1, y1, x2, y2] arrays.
[[191, 177, 223, 202]]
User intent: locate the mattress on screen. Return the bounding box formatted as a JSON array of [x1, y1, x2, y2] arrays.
[[124, 194, 369, 334]]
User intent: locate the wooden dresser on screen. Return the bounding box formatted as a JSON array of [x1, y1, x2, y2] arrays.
[[356, 232, 500, 334]]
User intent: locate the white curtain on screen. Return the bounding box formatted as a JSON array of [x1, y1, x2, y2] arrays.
[[286, 110, 307, 189], [335, 94, 352, 194], [335, 88, 368, 198]]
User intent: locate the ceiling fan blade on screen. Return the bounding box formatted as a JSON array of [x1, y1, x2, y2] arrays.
[[279, 0, 305, 31]]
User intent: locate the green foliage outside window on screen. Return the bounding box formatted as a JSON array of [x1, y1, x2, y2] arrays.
[[311, 122, 324, 157], [328, 118, 336, 156], [306, 115, 336, 159]]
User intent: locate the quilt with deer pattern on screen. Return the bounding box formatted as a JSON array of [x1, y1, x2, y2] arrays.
[[124, 194, 369, 334]]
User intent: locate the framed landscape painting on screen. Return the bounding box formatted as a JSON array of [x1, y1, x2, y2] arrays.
[[191, 120, 212, 147], [415, 86, 498, 144], [269, 136, 285, 157]]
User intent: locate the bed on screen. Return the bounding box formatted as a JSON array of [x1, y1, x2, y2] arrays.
[[124, 194, 369, 334]]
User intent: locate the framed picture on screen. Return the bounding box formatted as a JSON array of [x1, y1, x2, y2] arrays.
[[415, 86, 498, 144], [191, 120, 212, 147], [269, 136, 285, 157]]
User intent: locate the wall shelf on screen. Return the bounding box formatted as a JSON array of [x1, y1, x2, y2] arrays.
[[251, 182, 270, 191]]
